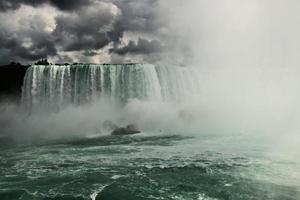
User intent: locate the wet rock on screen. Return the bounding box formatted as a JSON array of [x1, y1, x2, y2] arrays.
[[111, 124, 141, 136]]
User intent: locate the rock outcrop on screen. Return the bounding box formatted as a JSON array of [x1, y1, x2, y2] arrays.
[[111, 124, 141, 136]]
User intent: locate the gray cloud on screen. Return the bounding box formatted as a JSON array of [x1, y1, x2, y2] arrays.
[[0, 0, 43, 11], [110, 0, 161, 33], [111, 38, 164, 55], [0, 14, 57, 64], [0, 0, 91, 12], [0, 0, 170, 64], [53, 1, 118, 52], [49, 0, 91, 11]]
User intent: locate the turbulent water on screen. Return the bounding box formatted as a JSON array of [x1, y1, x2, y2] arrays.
[[1, 133, 300, 200], [1, 64, 300, 200]]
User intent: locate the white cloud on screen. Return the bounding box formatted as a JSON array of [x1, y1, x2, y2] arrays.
[[0, 4, 59, 33]]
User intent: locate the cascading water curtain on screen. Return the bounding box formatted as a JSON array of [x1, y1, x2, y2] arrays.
[[21, 64, 201, 112]]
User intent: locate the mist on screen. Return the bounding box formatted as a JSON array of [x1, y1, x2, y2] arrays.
[[160, 0, 300, 68], [1, 1, 300, 152], [158, 0, 300, 130]]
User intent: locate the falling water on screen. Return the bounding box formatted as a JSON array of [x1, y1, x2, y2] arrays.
[[21, 64, 201, 111]]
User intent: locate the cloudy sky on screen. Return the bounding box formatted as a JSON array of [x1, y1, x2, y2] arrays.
[[0, 0, 172, 64], [1, 0, 300, 67]]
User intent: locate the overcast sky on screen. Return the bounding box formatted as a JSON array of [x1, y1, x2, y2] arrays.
[[0, 0, 168, 64], [1, 0, 300, 67]]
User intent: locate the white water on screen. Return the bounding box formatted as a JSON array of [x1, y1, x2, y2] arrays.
[[7, 63, 300, 151], [21, 64, 201, 112]]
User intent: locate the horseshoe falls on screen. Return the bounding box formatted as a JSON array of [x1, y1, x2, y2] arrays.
[[1, 64, 300, 200], [21, 64, 201, 111]]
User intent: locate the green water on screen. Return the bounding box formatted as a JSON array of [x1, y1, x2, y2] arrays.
[[0, 132, 299, 200]]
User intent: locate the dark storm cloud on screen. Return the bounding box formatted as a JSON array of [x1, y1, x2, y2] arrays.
[[0, 0, 43, 11], [52, 0, 166, 60], [0, 15, 57, 64], [0, 0, 91, 11], [0, 0, 168, 64], [111, 38, 164, 55], [0, 31, 56, 64], [53, 2, 117, 52], [49, 0, 91, 11]]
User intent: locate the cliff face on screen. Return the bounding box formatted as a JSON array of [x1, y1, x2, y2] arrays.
[[0, 64, 29, 102]]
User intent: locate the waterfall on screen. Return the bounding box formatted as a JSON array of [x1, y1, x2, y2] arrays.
[[21, 64, 200, 111]]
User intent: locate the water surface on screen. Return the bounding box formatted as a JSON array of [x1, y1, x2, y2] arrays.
[[0, 132, 299, 200]]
